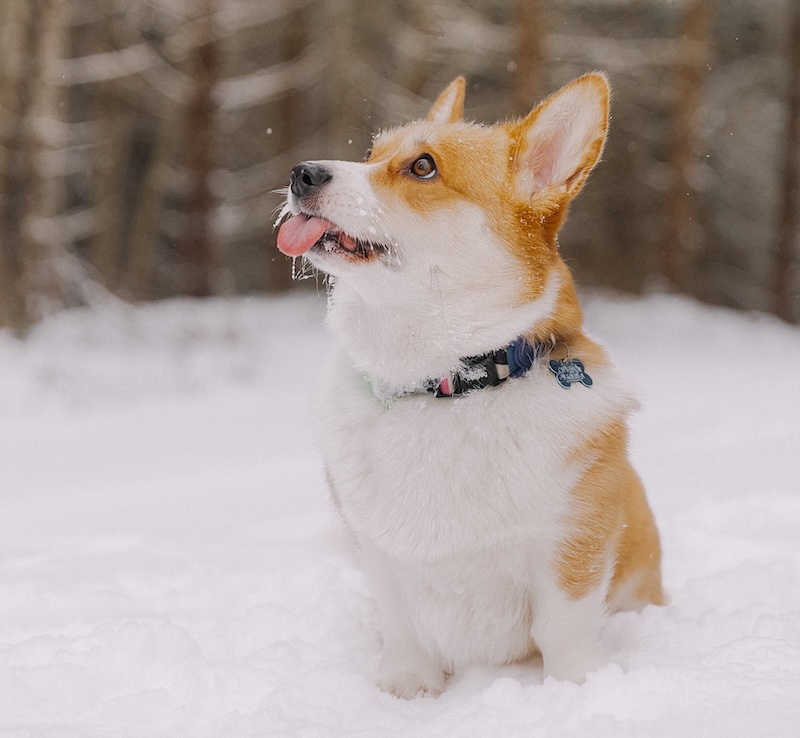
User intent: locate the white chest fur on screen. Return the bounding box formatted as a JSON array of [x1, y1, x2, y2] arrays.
[[318, 347, 633, 556], [316, 347, 636, 672]]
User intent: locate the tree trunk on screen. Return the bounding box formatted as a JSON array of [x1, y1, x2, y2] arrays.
[[327, 0, 361, 159], [125, 111, 179, 301], [0, 0, 29, 330], [663, 0, 712, 291], [0, 0, 68, 333], [402, 0, 436, 98], [180, 0, 218, 297], [90, 83, 134, 293], [773, 0, 800, 323], [512, 0, 546, 116]]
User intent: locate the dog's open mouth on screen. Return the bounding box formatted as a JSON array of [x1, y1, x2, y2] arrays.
[[277, 214, 386, 261]]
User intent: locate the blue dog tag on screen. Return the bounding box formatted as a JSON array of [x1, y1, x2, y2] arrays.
[[548, 359, 593, 389]]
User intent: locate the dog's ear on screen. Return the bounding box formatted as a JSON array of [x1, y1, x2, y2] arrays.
[[426, 77, 466, 123], [512, 73, 610, 201]]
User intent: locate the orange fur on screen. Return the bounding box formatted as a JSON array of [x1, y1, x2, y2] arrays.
[[558, 419, 664, 608], [610, 466, 666, 609]]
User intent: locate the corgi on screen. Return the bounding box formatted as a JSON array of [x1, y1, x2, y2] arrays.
[[276, 73, 664, 698]]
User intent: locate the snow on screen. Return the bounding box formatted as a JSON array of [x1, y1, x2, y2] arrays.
[[1, 291, 799, 737]]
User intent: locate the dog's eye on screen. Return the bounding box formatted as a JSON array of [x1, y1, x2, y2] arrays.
[[410, 154, 436, 179]]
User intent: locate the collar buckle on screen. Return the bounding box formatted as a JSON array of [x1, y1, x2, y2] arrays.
[[431, 337, 545, 398]]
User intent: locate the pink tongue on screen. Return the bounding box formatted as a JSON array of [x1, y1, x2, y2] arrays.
[[276, 215, 334, 256]]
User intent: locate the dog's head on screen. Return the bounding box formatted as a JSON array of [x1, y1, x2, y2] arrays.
[[277, 74, 609, 382]]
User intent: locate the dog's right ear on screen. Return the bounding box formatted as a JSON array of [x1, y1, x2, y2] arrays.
[[511, 73, 610, 202], [426, 77, 466, 123]]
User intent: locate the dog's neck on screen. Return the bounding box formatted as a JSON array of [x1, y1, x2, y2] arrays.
[[326, 272, 565, 389]]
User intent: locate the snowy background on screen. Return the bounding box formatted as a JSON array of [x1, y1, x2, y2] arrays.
[[1, 290, 799, 737]]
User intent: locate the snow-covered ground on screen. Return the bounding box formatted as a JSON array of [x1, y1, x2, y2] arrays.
[[1, 290, 799, 738]]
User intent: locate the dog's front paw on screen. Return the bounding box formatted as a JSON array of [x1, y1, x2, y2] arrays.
[[375, 668, 446, 699]]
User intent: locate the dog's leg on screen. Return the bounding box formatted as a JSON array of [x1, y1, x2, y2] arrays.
[[530, 422, 645, 682], [362, 549, 446, 698], [530, 570, 609, 683]]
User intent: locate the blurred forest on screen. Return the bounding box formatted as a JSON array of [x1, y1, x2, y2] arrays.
[[1, 0, 799, 334]]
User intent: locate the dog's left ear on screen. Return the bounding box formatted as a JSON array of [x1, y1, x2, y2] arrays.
[[427, 77, 466, 123], [512, 73, 610, 201]]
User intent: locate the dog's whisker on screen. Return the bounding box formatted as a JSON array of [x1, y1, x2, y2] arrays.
[[289, 255, 319, 282], [270, 188, 290, 217], [273, 200, 293, 229]]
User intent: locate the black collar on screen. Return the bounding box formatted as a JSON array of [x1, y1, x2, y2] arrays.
[[368, 336, 593, 404], [427, 336, 549, 397]]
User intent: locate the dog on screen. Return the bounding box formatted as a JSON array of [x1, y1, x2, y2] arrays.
[[276, 73, 664, 698]]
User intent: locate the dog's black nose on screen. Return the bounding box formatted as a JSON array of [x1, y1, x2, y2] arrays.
[[290, 162, 332, 198]]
